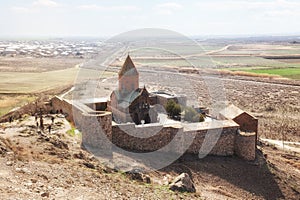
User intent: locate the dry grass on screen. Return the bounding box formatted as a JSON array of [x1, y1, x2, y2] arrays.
[[0, 57, 83, 72], [0, 94, 36, 116], [0, 67, 115, 94], [0, 68, 79, 93], [259, 106, 300, 142]]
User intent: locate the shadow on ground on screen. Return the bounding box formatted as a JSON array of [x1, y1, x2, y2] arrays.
[[84, 143, 285, 199], [161, 152, 284, 200]]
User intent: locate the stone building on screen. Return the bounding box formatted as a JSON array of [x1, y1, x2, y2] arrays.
[[219, 104, 258, 143], [149, 91, 187, 107], [110, 55, 156, 125], [219, 104, 258, 133], [48, 56, 257, 161]]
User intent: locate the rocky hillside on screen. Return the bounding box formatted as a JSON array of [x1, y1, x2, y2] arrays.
[[0, 114, 299, 199]]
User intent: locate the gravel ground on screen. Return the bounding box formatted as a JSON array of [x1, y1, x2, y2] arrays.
[[0, 110, 299, 199]]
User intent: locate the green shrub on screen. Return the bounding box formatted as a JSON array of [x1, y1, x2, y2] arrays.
[[184, 107, 205, 122], [67, 127, 76, 137], [165, 100, 181, 120]]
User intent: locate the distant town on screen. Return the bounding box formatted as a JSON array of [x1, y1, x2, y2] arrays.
[[0, 39, 104, 58]]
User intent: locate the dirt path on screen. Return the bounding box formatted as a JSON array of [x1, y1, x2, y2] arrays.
[[205, 45, 231, 55]]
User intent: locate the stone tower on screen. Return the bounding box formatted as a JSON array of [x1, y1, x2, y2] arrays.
[[118, 55, 139, 93]]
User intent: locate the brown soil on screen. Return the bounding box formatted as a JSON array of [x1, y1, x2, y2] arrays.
[[0, 116, 199, 199], [0, 115, 299, 199], [160, 145, 300, 200]]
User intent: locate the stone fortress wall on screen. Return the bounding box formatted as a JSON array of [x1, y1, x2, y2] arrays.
[[51, 96, 112, 150], [112, 122, 239, 157], [51, 96, 74, 122], [0, 98, 51, 123], [50, 96, 256, 161]]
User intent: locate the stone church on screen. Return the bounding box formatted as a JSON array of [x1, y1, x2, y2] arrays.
[[109, 55, 157, 125]]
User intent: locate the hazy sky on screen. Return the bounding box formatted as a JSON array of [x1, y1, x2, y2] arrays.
[[1, 0, 300, 37]]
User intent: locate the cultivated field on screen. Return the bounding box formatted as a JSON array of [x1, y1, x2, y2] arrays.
[[0, 68, 78, 93], [128, 42, 300, 80], [0, 57, 83, 72], [205, 43, 300, 79], [0, 57, 80, 116], [0, 57, 118, 116], [0, 57, 83, 93]]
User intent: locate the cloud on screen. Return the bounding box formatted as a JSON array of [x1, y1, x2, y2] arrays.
[[155, 2, 183, 15], [32, 0, 60, 8], [196, 0, 300, 12], [263, 9, 299, 18], [77, 4, 140, 12], [157, 2, 182, 10], [11, 6, 31, 13], [11, 0, 61, 13], [195, 0, 300, 19]]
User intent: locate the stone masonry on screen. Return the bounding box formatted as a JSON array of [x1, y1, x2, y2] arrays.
[[51, 96, 256, 161]]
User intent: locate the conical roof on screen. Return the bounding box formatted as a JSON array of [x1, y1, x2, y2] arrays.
[[118, 55, 138, 76], [140, 85, 149, 96]]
